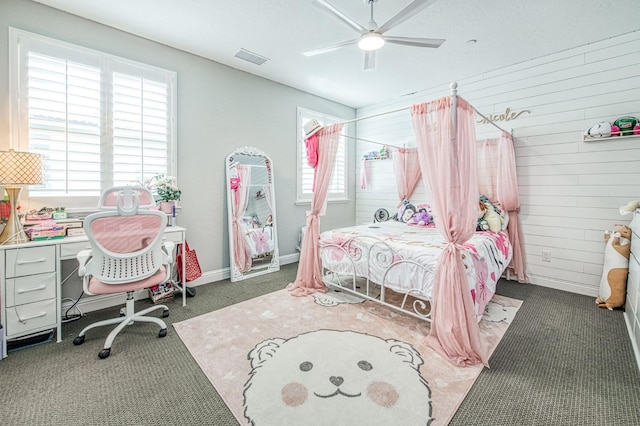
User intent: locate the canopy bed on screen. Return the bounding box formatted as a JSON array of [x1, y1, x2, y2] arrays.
[[288, 83, 527, 367]]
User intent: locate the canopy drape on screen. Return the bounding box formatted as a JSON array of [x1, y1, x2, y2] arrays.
[[231, 164, 252, 273], [477, 132, 528, 283], [391, 147, 421, 207], [288, 123, 344, 296], [411, 97, 489, 367]]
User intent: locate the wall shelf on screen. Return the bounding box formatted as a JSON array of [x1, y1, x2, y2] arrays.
[[582, 133, 640, 142]]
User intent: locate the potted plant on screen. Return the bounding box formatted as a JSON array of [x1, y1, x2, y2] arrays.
[[147, 174, 181, 213]]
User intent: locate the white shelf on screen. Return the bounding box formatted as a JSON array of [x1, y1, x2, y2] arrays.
[[583, 133, 640, 142]]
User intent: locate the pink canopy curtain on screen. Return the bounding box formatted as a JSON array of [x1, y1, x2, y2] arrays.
[[231, 164, 252, 273], [411, 96, 489, 367], [477, 132, 528, 282], [262, 184, 273, 213], [288, 123, 343, 296], [391, 147, 421, 206]]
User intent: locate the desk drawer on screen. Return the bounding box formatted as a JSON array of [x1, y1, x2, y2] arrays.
[[5, 246, 56, 278], [163, 230, 184, 244], [60, 241, 92, 260], [5, 299, 57, 338], [6, 272, 56, 307]]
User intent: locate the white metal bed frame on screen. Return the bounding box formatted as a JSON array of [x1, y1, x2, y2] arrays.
[[320, 233, 436, 322]]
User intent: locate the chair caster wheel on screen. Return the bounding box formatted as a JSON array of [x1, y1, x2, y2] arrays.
[[162, 309, 169, 318], [73, 336, 85, 346], [98, 348, 111, 359], [159, 328, 167, 338]]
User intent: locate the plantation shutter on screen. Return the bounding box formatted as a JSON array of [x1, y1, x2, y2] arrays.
[[27, 51, 102, 195], [112, 73, 169, 186], [297, 108, 347, 202], [12, 28, 176, 200]]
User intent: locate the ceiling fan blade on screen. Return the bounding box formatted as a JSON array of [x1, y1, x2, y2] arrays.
[[384, 36, 445, 48], [311, 0, 367, 33], [364, 51, 376, 70], [377, 0, 439, 34], [302, 38, 359, 56]]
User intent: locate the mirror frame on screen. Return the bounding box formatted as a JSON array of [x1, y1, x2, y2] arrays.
[[226, 146, 280, 282]]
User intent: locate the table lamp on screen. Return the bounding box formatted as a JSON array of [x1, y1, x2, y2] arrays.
[[0, 149, 45, 244]]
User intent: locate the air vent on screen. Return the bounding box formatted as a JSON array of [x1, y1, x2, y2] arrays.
[[234, 49, 269, 66]]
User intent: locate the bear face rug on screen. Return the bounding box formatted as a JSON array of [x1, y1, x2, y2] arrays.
[[174, 289, 521, 426]]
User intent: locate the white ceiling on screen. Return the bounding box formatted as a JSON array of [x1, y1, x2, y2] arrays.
[[32, 0, 640, 108]]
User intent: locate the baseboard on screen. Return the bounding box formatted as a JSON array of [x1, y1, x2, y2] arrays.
[[62, 252, 301, 315], [528, 274, 598, 297]]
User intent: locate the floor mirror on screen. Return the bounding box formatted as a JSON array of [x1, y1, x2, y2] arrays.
[[226, 146, 279, 281]]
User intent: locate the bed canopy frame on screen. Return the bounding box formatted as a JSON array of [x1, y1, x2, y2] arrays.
[[288, 82, 526, 367]]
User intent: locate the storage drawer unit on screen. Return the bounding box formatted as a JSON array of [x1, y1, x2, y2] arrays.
[[2, 246, 58, 342], [625, 210, 640, 370]]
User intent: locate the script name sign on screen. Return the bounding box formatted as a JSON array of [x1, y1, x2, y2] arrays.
[[478, 108, 530, 124]]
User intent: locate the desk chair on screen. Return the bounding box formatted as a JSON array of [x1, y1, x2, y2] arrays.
[[73, 186, 175, 359]]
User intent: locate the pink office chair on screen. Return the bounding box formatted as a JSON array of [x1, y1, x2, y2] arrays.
[[73, 186, 175, 359]]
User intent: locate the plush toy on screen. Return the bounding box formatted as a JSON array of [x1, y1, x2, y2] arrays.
[[395, 200, 417, 223], [620, 199, 640, 216], [596, 224, 632, 310], [408, 209, 431, 227], [478, 201, 502, 232], [583, 121, 612, 138]]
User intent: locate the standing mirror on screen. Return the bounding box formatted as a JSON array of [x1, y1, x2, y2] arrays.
[[226, 146, 279, 281]]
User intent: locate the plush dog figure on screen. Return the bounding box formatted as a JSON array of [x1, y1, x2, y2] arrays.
[[596, 224, 632, 310]]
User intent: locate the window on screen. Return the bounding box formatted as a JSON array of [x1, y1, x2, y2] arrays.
[[296, 107, 348, 203], [9, 28, 177, 207]]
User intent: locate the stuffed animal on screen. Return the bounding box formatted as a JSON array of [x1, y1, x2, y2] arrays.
[[620, 200, 640, 216], [408, 209, 431, 227], [596, 224, 632, 310], [395, 200, 417, 223], [479, 201, 502, 232], [583, 121, 612, 138]]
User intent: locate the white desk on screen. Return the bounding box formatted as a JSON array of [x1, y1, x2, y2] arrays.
[[0, 226, 186, 358]]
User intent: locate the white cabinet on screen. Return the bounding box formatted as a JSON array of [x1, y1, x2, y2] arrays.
[[625, 209, 640, 369], [2, 245, 58, 342]]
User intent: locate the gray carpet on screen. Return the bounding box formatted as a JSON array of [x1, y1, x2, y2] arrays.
[[1, 263, 638, 425]]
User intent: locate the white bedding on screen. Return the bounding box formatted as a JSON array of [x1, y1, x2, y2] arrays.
[[245, 227, 275, 257], [319, 221, 512, 319]]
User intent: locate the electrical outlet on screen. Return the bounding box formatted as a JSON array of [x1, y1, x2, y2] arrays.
[[542, 250, 551, 262]]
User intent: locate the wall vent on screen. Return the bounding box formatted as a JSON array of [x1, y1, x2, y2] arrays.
[[234, 49, 269, 65]]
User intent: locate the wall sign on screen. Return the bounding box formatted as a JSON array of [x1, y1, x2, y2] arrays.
[[477, 108, 530, 124]]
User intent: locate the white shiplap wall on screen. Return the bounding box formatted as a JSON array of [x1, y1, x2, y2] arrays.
[[355, 30, 640, 296]]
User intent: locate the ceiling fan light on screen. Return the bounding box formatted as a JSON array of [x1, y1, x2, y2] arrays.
[[358, 33, 385, 51]]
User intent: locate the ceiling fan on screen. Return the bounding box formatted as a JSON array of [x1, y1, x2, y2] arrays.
[[303, 0, 445, 70]]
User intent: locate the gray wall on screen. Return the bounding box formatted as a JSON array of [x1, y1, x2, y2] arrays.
[[0, 0, 356, 288]]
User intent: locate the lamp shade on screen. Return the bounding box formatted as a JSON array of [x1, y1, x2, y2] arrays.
[[0, 149, 45, 185]]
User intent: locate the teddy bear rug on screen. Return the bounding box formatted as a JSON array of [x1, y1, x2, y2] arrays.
[[174, 288, 521, 426]]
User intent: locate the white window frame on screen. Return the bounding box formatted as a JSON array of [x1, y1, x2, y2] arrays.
[[296, 107, 349, 204], [9, 28, 178, 210]]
